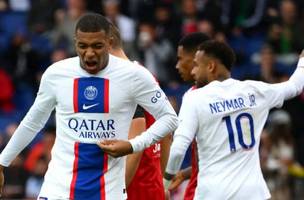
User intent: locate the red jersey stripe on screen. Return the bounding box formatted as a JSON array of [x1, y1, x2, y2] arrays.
[[104, 79, 109, 113], [100, 153, 108, 200], [73, 79, 79, 113], [69, 142, 79, 199]]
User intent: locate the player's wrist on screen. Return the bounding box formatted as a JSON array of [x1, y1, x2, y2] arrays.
[[297, 57, 304, 67], [179, 170, 186, 180], [163, 178, 171, 190]]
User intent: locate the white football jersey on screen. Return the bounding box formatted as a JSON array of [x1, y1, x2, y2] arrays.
[[167, 64, 304, 200], [0, 55, 177, 200]]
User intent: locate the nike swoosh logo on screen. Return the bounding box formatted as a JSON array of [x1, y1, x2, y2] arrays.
[[82, 103, 99, 110]]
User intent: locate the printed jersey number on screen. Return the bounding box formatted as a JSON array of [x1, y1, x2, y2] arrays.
[[222, 113, 255, 152], [152, 143, 161, 153]]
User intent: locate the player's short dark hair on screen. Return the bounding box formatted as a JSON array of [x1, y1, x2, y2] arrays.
[[109, 23, 122, 49], [75, 13, 111, 35], [178, 32, 210, 52], [198, 40, 236, 71]]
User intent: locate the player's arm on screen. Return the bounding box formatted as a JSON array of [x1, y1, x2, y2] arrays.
[[163, 93, 198, 189], [98, 67, 178, 157], [0, 69, 56, 196], [285, 50, 304, 96], [125, 106, 146, 187], [160, 134, 172, 175], [267, 50, 304, 107], [129, 67, 178, 153]]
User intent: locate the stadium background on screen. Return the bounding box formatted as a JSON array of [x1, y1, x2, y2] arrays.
[[0, 0, 304, 199]]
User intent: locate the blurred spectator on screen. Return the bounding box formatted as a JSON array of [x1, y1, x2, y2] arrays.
[[267, 0, 303, 58], [197, 0, 222, 31], [0, 0, 8, 11], [28, 0, 63, 34], [51, 48, 69, 63], [128, 0, 155, 21], [2, 122, 27, 199], [0, 67, 15, 113], [154, 2, 181, 48], [261, 110, 295, 200], [8, 0, 30, 12], [5, 30, 49, 90], [25, 155, 48, 199], [86, 0, 102, 14], [137, 21, 175, 86], [221, 0, 267, 34], [251, 44, 289, 82], [102, 0, 136, 59], [180, 0, 200, 35], [2, 155, 28, 199], [24, 126, 55, 173], [197, 19, 215, 38], [282, 92, 304, 166], [51, 0, 87, 56]]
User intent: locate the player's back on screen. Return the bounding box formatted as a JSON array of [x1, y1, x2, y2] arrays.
[[189, 78, 286, 200]]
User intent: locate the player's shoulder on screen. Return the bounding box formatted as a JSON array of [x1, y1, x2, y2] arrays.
[[130, 60, 156, 81], [241, 79, 272, 93], [183, 87, 203, 102], [45, 57, 79, 75], [109, 54, 135, 69]]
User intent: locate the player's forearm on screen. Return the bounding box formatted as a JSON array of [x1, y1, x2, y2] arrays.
[[125, 117, 145, 186], [129, 112, 178, 152], [165, 133, 192, 176], [0, 165, 4, 172], [160, 134, 172, 175], [163, 145, 185, 190], [0, 123, 39, 166], [288, 57, 304, 96], [0, 105, 52, 166], [125, 152, 143, 187]]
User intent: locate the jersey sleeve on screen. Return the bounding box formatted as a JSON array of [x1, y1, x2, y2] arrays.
[[257, 57, 304, 109], [0, 68, 56, 167], [129, 66, 178, 152], [166, 92, 198, 175]]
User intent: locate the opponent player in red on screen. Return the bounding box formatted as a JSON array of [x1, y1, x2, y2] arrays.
[[169, 32, 209, 200], [108, 23, 171, 200]]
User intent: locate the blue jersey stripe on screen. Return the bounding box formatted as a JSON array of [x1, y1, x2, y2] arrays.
[[73, 143, 107, 200]]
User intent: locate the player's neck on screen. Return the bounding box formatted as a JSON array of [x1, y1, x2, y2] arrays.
[[215, 66, 231, 81], [111, 49, 129, 60], [217, 74, 230, 81]]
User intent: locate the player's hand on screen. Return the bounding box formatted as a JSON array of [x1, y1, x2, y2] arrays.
[[97, 139, 133, 158], [0, 165, 5, 197], [168, 171, 185, 191]]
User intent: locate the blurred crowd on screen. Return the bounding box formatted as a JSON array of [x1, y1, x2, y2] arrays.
[[0, 0, 304, 199]]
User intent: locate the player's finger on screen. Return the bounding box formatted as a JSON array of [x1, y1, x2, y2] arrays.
[[97, 141, 113, 152], [168, 181, 179, 190]]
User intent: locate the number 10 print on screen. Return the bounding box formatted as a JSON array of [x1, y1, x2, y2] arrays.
[[222, 113, 255, 152]]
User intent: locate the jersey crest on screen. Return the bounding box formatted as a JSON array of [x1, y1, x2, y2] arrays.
[[73, 77, 109, 113]]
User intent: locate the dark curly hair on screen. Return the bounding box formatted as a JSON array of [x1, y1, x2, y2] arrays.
[[198, 40, 236, 71], [75, 13, 111, 35]]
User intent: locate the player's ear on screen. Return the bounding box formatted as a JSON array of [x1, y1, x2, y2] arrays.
[[108, 36, 114, 48], [208, 60, 216, 73]]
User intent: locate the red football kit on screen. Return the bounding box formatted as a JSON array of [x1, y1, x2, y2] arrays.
[[127, 111, 165, 200], [183, 141, 198, 200]]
